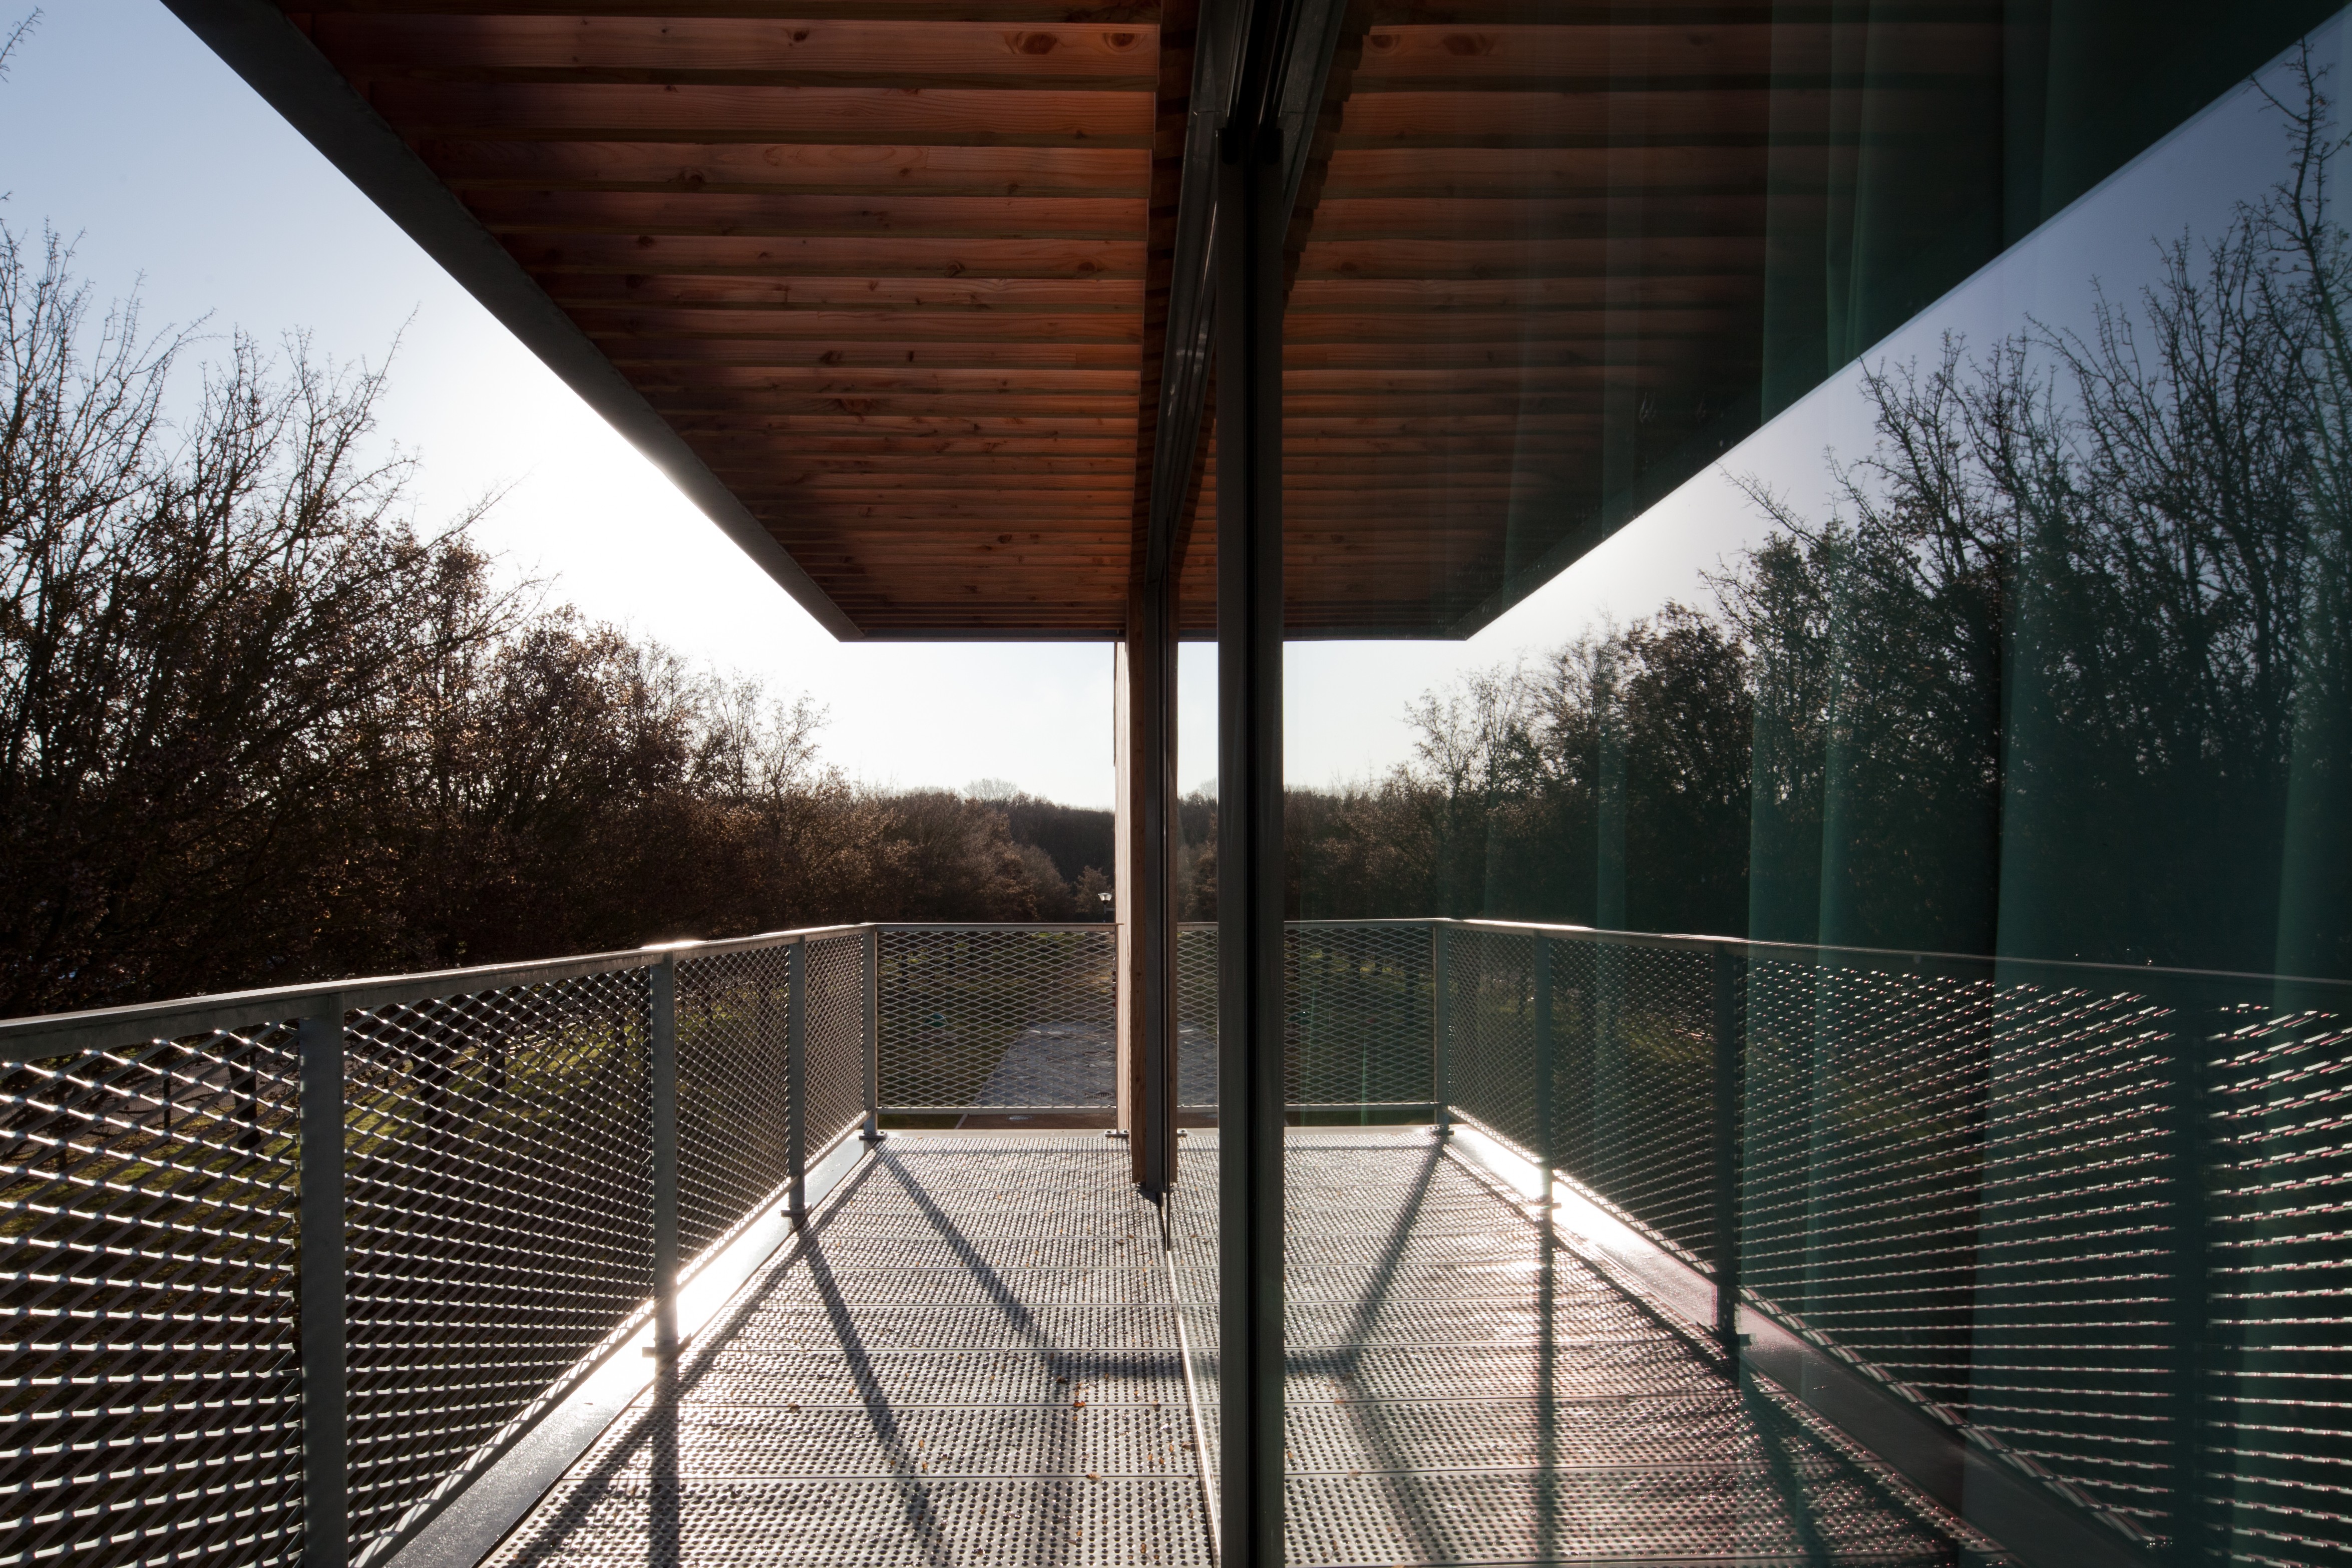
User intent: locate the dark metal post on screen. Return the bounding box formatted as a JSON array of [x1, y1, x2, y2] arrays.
[[862, 927, 883, 1142], [1711, 947, 1744, 1352], [787, 940, 809, 1226], [651, 957, 680, 1360], [298, 998, 347, 1568], [1130, 573, 1181, 1195], [1431, 921, 1452, 1136], [1216, 110, 1287, 1568]]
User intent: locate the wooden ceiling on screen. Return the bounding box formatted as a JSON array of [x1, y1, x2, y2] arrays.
[[263, 1, 2019, 639]]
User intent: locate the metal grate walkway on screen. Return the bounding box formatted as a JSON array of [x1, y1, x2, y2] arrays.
[[485, 1130, 1997, 1567]]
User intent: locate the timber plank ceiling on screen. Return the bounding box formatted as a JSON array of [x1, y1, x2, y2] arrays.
[[221, 1, 2310, 638]]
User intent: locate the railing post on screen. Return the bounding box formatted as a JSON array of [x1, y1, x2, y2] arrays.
[[1711, 948, 1744, 1353], [1531, 933, 1553, 1180], [1431, 921, 1452, 1136], [650, 956, 679, 1359], [298, 997, 347, 1568], [862, 926, 882, 1142], [1530, 935, 1557, 1568], [786, 940, 808, 1226]]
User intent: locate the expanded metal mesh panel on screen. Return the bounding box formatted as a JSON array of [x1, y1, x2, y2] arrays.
[[0, 1023, 303, 1568], [804, 934, 866, 1147], [1291, 923, 1435, 1110], [675, 946, 793, 1259], [1737, 957, 2352, 1561], [342, 970, 655, 1556], [1446, 927, 1541, 1152], [2203, 997, 2352, 1565], [1174, 923, 1436, 1113], [1552, 939, 1724, 1267], [877, 928, 1115, 1112], [1740, 957, 2007, 1520], [1177, 924, 1217, 1109], [1962, 979, 2175, 1536]]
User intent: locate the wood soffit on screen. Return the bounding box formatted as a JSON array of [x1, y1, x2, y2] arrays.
[[269, 0, 2013, 639]]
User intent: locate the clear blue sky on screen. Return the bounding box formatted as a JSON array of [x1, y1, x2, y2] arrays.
[[0, 1, 2305, 807]]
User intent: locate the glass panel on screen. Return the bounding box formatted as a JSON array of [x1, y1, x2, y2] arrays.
[[1267, 5, 2352, 1566]]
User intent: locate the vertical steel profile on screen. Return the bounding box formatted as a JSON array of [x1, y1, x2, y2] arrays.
[[1216, 110, 1288, 1568], [298, 998, 347, 1568], [650, 957, 680, 1360], [862, 926, 882, 1142], [1128, 573, 1181, 1195], [1711, 947, 1744, 1351], [1431, 921, 1452, 1136], [787, 940, 809, 1226]]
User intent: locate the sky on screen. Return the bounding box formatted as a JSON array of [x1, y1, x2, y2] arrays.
[[0, 2, 2322, 808]]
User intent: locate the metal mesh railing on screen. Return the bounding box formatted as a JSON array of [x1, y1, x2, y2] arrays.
[[1552, 938, 1721, 1267], [1179, 923, 1218, 1110], [0, 922, 881, 1568], [1, 1020, 304, 1568], [1437, 922, 2352, 1567], [805, 931, 870, 1147], [675, 946, 794, 1263], [1446, 924, 1540, 1153], [1290, 922, 1435, 1112], [2201, 992, 2352, 1564], [342, 970, 655, 1554], [876, 926, 1116, 1115], [22, 915, 2352, 1568], [1176, 922, 1437, 1116]]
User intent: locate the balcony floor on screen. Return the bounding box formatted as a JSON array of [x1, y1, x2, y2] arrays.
[[486, 1129, 1988, 1567]]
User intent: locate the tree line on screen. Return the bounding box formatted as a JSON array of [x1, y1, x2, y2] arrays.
[[8, 55, 2345, 1008], [0, 229, 1110, 1016], [1196, 57, 2352, 981]]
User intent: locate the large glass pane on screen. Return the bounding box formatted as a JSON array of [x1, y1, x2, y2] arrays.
[[1261, 6, 2352, 1566]]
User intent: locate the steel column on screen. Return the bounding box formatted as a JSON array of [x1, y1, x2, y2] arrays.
[[1129, 573, 1181, 1194], [787, 940, 809, 1226], [299, 999, 347, 1568], [1216, 108, 1288, 1568], [650, 957, 680, 1360]]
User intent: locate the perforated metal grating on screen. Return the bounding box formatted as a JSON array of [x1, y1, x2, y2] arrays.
[[0, 1022, 304, 1568], [343, 970, 655, 1557], [875, 928, 1116, 1115], [488, 1132, 1210, 1568]]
